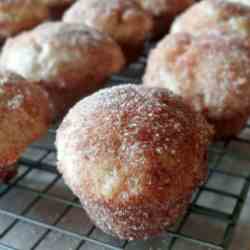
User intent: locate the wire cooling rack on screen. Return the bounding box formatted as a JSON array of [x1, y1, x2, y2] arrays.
[[0, 47, 250, 250]]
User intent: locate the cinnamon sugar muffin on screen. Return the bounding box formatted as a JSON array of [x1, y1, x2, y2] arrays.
[[171, 0, 250, 35], [56, 84, 211, 240], [0, 0, 49, 40], [135, 0, 195, 37], [0, 70, 51, 182], [63, 0, 153, 60], [144, 32, 250, 139], [0, 22, 125, 120]]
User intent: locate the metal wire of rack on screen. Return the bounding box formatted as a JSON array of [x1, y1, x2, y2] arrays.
[[0, 49, 250, 250]]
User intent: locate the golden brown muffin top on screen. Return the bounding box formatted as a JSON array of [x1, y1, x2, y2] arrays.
[[57, 84, 211, 204]]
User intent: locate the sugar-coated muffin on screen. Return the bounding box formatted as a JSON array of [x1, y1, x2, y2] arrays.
[[135, 0, 195, 37], [63, 0, 153, 61], [0, 22, 125, 120], [0, 0, 49, 39], [56, 84, 211, 240], [171, 0, 250, 35], [0, 70, 51, 182], [144, 32, 250, 139]]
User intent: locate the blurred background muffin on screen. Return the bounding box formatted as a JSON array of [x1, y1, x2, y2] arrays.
[[63, 0, 153, 61], [144, 31, 250, 139], [0, 22, 125, 120]]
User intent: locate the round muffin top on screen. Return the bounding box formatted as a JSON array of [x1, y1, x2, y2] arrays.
[[171, 0, 250, 35], [63, 0, 153, 46], [56, 84, 211, 205], [0, 21, 125, 86], [144, 31, 250, 120]]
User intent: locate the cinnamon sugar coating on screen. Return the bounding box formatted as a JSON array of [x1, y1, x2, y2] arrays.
[[56, 84, 211, 239], [144, 32, 250, 138], [171, 0, 250, 35], [0, 70, 51, 177]]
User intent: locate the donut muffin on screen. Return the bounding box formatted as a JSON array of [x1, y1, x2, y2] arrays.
[[171, 0, 250, 35], [0, 0, 49, 40], [63, 0, 153, 61], [135, 0, 195, 37], [144, 32, 250, 139], [0, 22, 125, 120], [56, 85, 211, 240], [0, 70, 51, 182]]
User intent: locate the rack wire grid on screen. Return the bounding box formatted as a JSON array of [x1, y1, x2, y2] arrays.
[[0, 43, 250, 250]]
